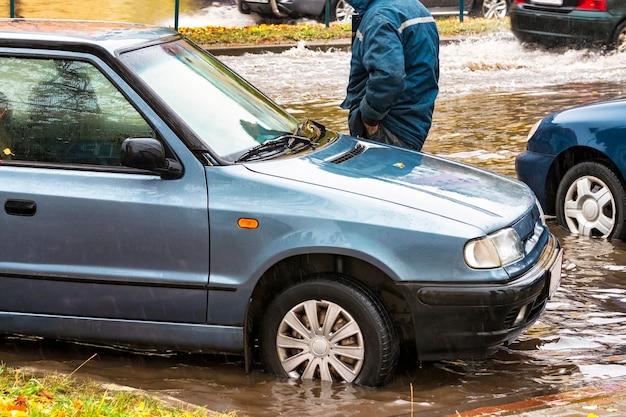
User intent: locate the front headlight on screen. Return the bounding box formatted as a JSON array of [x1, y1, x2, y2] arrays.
[[464, 228, 524, 269], [526, 119, 541, 142]]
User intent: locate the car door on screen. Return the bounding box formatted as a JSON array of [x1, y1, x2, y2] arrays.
[[421, 0, 470, 14], [0, 53, 210, 325]]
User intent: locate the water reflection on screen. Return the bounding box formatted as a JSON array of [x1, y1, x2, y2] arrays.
[[220, 36, 626, 177], [0, 0, 234, 25]]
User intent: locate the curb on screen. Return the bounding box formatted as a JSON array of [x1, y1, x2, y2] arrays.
[[447, 377, 626, 417], [206, 36, 461, 56], [206, 40, 351, 55]]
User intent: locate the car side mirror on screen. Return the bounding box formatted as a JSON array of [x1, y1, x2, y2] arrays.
[[120, 138, 183, 179]]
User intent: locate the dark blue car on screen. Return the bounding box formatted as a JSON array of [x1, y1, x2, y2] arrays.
[[516, 99, 626, 239], [510, 0, 626, 51]]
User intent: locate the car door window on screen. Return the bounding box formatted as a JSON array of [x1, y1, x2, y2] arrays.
[[0, 57, 155, 166]]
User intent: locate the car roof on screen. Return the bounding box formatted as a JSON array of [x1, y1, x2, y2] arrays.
[[0, 19, 181, 56]]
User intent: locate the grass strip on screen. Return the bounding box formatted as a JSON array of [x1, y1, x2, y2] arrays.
[[0, 364, 235, 417], [179, 16, 510, 46]]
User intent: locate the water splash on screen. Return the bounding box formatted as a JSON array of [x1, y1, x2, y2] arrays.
[[158, 1, 261, 27]]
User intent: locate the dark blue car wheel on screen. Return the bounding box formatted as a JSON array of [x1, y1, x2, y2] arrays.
[[613, 21, 626, 53], [260, 274, 399, 387], [556, 162, 626, 239]]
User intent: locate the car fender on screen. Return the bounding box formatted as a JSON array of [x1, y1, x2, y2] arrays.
[[532, 100, 626, 183], [205, 164, 510, 326]]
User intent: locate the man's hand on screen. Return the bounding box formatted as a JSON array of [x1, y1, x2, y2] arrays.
[[364, 122, 379, 137]]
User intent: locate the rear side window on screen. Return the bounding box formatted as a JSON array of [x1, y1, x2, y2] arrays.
[[0, 57, 155, 166]]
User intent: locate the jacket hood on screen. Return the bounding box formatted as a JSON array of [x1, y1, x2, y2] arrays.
[[244, 137, 535, 233]]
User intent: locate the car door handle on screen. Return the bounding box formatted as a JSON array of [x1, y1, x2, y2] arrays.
[[5, 199, 37, 216]]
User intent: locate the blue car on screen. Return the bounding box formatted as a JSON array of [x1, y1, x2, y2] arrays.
[[516, 99, 626, 239], [0, 19, 561, 387]]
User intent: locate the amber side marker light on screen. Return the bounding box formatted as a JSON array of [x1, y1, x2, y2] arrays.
[[238, 218, 259, 229]]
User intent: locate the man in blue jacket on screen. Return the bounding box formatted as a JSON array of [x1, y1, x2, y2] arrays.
[[341, 0, 439, 151]]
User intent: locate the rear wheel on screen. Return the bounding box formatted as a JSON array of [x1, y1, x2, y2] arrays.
[[612, 21, 626, 53], [481, 0, 509, 18], [556, 162, 626, 239], [235, 0, 251, 14], [321, 0, 354, 23], [260, 275, 399, 386]]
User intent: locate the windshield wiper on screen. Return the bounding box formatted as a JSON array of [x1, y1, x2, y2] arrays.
[[295, 119, 326, 140], [236, 134, 315, 163]]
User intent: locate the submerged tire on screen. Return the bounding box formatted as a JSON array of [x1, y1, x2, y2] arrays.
[[612, 21, 626, 53], [260, 274, 399, 386], [556, 161, 626, 239]]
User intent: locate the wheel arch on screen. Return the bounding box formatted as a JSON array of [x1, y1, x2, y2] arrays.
[[545, 146, 626, 215], [243, 252, 415, 372]]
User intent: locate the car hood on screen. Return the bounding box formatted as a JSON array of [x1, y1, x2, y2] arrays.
[[244, 138, 535, 233]]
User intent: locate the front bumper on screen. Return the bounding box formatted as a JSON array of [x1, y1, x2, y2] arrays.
[[401, 232, 562, 361]]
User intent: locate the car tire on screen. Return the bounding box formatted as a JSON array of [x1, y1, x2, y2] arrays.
[[556, 161, 626, 239], [612, 21, 626, 53], [259, 274, 399, 387], [322, 0, 354, 23], [480, 0, 509, 18], [236, 0, 251, 14]]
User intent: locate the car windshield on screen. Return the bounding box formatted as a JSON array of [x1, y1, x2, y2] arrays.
[[120, 39, 300, 162]]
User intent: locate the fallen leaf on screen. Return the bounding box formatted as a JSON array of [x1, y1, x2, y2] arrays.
[[39, 390, 54, 399]]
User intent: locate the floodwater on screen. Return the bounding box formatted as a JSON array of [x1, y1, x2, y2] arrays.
[[218, 32, 626, 178], [2, 227, 625, 416], [0, 0, 253, 27], [2, 5, 626, 417]]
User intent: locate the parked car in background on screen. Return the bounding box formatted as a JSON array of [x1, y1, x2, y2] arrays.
[[235, 0, 509, 23], [236, 0, 356, 22], [516, 99, 626, 239], [510, 0, 626, 52], [0, 19, 561, 387], [428, 0, 510, 18]]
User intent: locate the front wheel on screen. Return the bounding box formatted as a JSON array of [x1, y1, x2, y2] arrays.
[[556, 161, 626, 239], [260, 275, 399, 386]]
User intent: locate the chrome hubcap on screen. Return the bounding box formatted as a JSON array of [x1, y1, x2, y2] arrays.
[[563, 175, 616, 237], [335, 0, 354, 23], [276, 299, 364, 383], [482, 0, 508, 18]]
